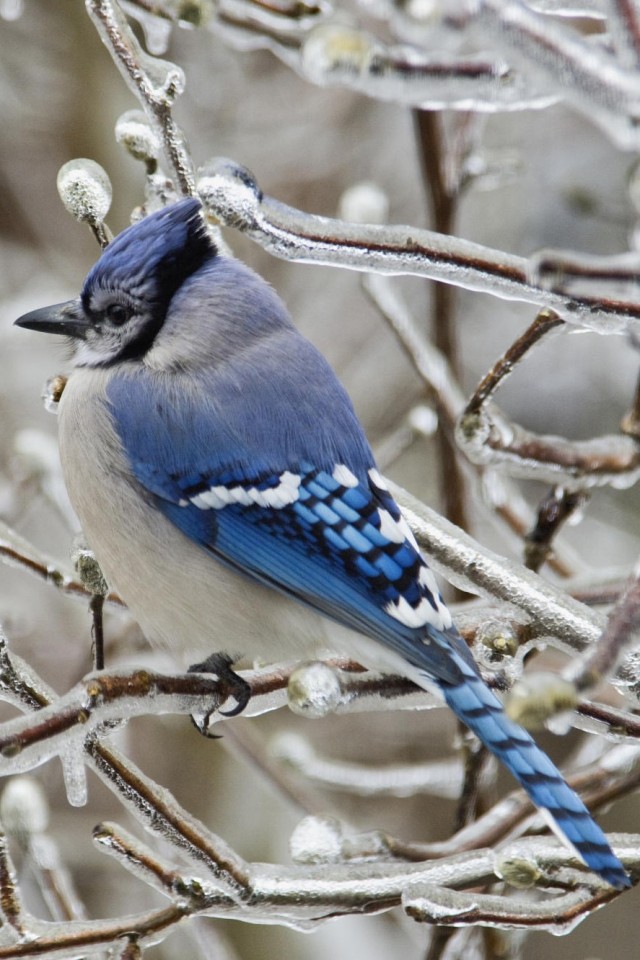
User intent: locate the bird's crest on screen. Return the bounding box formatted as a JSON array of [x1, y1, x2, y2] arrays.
[[82, 198, 216, 312]]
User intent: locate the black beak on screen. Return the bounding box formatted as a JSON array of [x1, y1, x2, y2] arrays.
[[14, 299, 89, 340]]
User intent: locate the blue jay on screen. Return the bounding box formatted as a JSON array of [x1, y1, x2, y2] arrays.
[[15, 198, 629, 889]]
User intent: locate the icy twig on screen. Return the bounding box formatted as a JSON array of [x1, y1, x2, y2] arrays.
[[566, 564, 640, 693], [364, 278, 578, 574], [272, 732, 471, 798], [452, 408, 639, 487], [0, 519, 124, 608], [377, 744, 640, 861], [404, 872, 618, 931], [529, 248, 640, 300], [0, 829, 28, 939], [86, 0, 195, 196], [464, 309, 564, 414], [458, 309, 640, 489], [479, 0, 640, 147], [362, 274, 465, 426], [197, 158, 640, 332], [1, 776, 88, 922], [298, 24, 552, 112], [524, 488, 589, 572], [93, 821, 239, 904], [391, 481, 606, 652], [212, 10, 560, 111], [528, 0, 604, 13], [0, 669, 232, 777], [454, 730, 490, 831]]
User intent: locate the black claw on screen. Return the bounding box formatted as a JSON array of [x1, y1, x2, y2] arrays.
[[188, 651, 251, 721], [190, 712, 224, 739]]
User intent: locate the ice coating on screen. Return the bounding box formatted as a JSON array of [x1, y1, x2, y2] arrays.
[[56, 159, 113, 225]]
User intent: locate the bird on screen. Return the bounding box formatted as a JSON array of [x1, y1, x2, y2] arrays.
[[15, 197, 629, 889]]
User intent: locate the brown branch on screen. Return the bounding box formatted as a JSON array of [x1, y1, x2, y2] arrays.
[[414, 109, 469, 538], [464, 309, 564, 417]]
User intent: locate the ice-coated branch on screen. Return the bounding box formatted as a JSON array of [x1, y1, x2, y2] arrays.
[[528, 0, 604, 12], [391, 481, 606, 653], [297, 24, 557, 112], [86, 0, 195, 195], [605, 0, 640, 69], [197, 158, 640, 332], [529, 248, 640, 300], [478, 0, 640, 148], [566, 563, 640, 692], [0, 829, 28, 939], [458, 309, 640, 489], [87, 742, 252, 891], [404, 871, 619, 930], [363, 278, 580, 575], [385, 744, 640, 862], [363, 270, 464, 438], [460, 391, 640, 488], [0, 669, 231, 778], [272, 732, 471, 798]]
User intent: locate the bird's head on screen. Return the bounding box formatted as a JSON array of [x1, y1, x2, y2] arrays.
[[15, 198, 216, 367]]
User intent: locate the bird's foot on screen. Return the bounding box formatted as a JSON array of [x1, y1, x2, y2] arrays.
[[188, 652, 251, 733]]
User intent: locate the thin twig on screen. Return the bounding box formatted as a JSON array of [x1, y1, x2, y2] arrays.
[[566, 566, 640, 692], [464, 309, 564, 416]]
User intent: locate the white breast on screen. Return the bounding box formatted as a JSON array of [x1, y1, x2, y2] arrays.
[[57, 367, 335, 668]]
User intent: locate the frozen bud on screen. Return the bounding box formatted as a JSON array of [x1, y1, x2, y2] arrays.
[[197, 158, 261, 229], [1, 776, 49, 837], [302, 24, 373, 83], [0, 0, 25, 22], [403, 0, 441, 22], [338, 181, 389, 225], [287, 661, 342, 717], [172, 0, 213, 25], [115, 110, 160, 164], [42, 374, 67, 414], [57, 159, 112, 225], [495, 851, 541, 888], [505, 671, 578, 730], [477, 619, 519, 661], [71, 537, 109, 597], [408, 404, 438, 437], [290, 815, 343, 863]]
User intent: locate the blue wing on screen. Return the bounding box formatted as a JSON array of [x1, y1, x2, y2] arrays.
[[106, 360, 630, 889], [106, 357, 473, 687]]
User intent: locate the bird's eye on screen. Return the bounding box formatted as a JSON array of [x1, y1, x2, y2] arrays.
[[104, 303, 131, 326]]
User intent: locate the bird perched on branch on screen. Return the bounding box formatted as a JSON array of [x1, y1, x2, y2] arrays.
[[16, 198, 630, 889]]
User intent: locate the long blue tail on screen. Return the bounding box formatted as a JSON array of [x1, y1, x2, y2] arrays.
[[440, 669, 630, 889]]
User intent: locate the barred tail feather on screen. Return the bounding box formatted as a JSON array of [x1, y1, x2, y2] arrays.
[[440, 672, 630, 889]]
